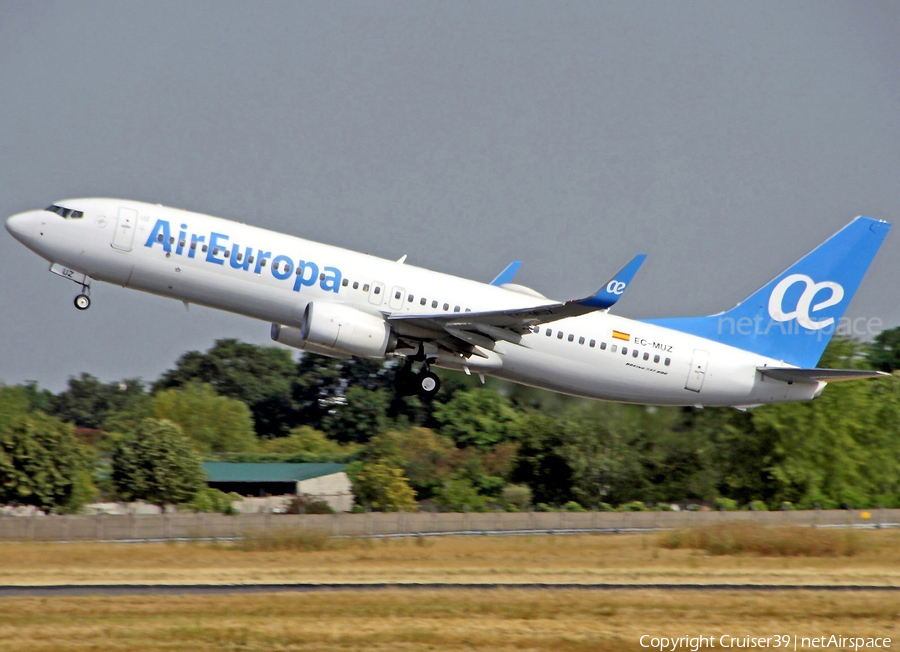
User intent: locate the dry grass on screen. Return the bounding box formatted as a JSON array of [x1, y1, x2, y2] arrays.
[[0, 527, 898, 587], [0, 589, 896, 651], [660, 523, 872, 557]]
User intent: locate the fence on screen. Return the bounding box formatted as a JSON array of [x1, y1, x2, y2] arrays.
[[0, 509, 897, 542]]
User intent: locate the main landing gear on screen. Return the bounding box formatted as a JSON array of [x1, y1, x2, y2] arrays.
[[394, 358, 442, 401]]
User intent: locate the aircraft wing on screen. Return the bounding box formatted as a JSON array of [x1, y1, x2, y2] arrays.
[[388, 255, 646, 345]]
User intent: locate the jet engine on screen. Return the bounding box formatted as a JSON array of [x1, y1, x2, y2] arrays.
[[271, 302, 396, 359]]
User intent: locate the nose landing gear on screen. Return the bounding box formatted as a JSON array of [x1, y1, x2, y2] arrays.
[[74, 293, 91, 310]]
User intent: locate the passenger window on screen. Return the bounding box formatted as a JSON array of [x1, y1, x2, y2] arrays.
[[600, 342, 607, 350], [622, 347, 628, 355], [567, 334, 574, 342], [632, 349, 639, 358], [319, 273, 325, 281], [394, 291, 401, 300], [190, 242, 196, 250], [443, 303, 449, 311], [259, 259, 266, 267], [546, 329, 552, 336], [454, 306, 460, 312], [169, 237, 175, 244], [157, 234, 164, 242], [589, 339, 596, 347], [465, 308, 471, 312], [225, 250, 231, 258], [557, 331, 564, 339], [353, 281, 359, 289], [236, 253, 243, 262], [363, 284, 370, 292], [420, 297, 426, 306], [374, 286, 381, 294], [342, 279, 349, 287], [579, 337, 585, 345], [179, 240, 185, 248], [664, 358, 671, 366], [432, 300, 438, 308], [408, 294, 413, 302], [272, 262, 279, 271], [212, 247, 219, 255], [654, 355, 660, 363], [202, 245, 208, 253], [643, 352, 649, 361], [611, 345, 617, 353]]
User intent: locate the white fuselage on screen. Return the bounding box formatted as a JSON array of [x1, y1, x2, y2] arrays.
[[8, 199, 821, 407]]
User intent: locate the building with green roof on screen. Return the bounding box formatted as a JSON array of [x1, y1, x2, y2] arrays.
[[203, 462, 353, 512]]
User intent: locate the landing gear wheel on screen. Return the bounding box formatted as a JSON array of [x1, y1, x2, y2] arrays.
[[74, 294, 91, 311], [417, 370, 441, 400]]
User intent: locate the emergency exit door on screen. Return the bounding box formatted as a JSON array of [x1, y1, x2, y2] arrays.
[[112, 207, 138, 251], [685, 349, 709, 392]]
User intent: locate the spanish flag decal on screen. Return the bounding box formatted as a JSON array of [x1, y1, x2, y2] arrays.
[[612, 330, 630, 341]]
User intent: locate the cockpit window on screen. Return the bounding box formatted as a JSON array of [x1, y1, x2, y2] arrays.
[[44, 205, 83, 219]]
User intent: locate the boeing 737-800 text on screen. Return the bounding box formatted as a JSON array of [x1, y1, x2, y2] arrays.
[[6, 199, 891, 407]]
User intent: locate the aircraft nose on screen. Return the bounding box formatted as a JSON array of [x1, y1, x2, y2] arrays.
[[6, 211, 37, 246]]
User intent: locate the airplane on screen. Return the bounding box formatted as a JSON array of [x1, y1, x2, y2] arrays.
[[5, 199, 891, 407]]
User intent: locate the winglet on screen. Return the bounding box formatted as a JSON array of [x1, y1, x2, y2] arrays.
[[490, 261, 522, 286], [576, 254, 647, 310]]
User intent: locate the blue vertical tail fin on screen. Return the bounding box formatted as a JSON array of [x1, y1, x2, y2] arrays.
[[644, 217, 890, 367]]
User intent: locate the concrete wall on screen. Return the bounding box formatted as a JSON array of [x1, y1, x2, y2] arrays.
[[296, 472, 354, 512], [0, 509, 896, 542]]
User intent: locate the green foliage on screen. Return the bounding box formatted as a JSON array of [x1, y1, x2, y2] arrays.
[[714, 497, 739, 511], [323, 387, 390, 443], [563, 501, 587, 512], [433, 389, 522, 448], [152, 383, 258, 453], [346, 461, 417, 512], [434, 476, 488, 512], [261, 426, 360, 459], [48, 374, 149, 430], [367, 428, 455, 499], [0, 411, 97, 513], [501, 484, 532, 511], [111, 418, 205, 508], [869, 326, 900, 372], [285, 494, 334, 514], [188, 487, 241, 514], [154, 339, 299, 438]]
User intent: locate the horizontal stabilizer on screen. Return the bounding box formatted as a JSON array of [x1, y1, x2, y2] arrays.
[[758, 367, 890, 384]]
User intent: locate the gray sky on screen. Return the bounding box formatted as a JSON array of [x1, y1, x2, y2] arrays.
[[2, 1, 899, 392]]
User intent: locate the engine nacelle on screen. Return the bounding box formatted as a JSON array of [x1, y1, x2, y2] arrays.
[[272, 302, 396, 359]]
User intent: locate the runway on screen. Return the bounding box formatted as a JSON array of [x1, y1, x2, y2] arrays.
[[1, 583, 898, 597]]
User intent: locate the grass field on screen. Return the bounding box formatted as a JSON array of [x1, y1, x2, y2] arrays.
[[1, 526, 898, 586], [0, 527, 897, 650]]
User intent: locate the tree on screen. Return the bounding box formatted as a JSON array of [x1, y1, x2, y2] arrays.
[[260, 425, 359, 459], [111, 418, 205, 509], [48, 374, 149, 430], [323, 387, 390, 443], [346, 461, 417, 512], [291, 354, 344, 430], [868, 327, 900, 372], [367, 428, 456, 499], [433, 389, 521, 448], [152, 383, 258, 453], [154, 339, 299, 438], [0, 410, 97, 513]]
